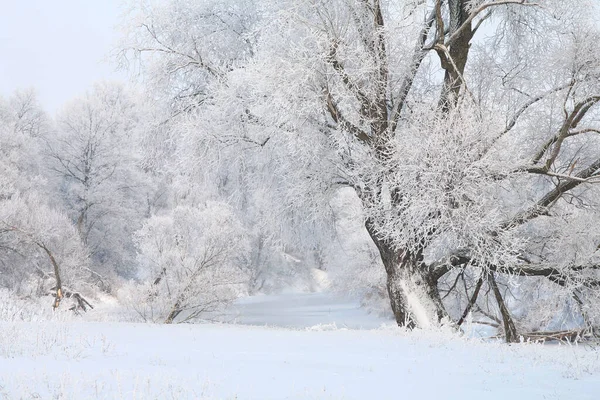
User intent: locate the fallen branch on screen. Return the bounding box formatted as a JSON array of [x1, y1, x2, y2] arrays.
[[520, 329, 589, 343], [50, 286, 94, 313]]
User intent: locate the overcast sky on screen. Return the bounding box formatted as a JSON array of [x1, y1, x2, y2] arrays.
[[0, 0, 127, 113]]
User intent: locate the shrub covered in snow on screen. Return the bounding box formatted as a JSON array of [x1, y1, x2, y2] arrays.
[[127, 202, 251, 323]]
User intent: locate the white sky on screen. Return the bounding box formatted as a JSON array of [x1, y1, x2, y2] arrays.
[[2, 1, 598, 114], [0, 0, 127, 113]]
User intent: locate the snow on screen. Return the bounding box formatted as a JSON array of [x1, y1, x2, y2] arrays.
[[216, 292, 388, 329], [400, 279, 433, 329], [1, 293, 599, 399]]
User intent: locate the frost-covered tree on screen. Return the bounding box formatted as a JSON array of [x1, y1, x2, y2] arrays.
[[130, 202, 250, 323], [119, 0, 331, 293], [238, 0, 600, 338], [119, 0, 259, 116], [0, 91, 92, 310], [44, 82, 152, 285], [0, 193, 91, 308]]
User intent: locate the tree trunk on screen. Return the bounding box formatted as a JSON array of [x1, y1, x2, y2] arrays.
[[165, 299, 182, 324], [365, 220, 446, 328], [438, 0, 473, 111], [37, 243, 63, 309], [164, 266, 203, 324], [489, 272, 519, 343]]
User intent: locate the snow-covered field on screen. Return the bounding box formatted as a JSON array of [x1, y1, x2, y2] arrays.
[[1, 293, 599, 399]]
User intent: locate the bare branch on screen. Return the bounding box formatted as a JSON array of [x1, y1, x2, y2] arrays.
[[446, 1, 540, 49]]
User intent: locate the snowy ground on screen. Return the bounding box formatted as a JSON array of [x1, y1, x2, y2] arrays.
[[1, 293, 599, 399]]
